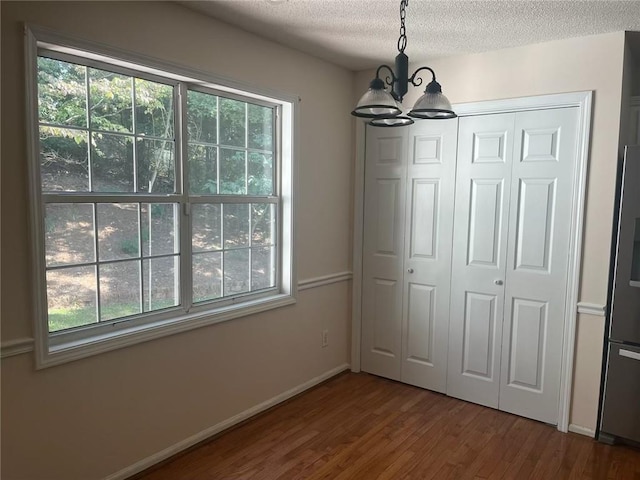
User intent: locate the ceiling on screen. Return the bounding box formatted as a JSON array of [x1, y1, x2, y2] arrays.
[[183, 0, 640, 71]]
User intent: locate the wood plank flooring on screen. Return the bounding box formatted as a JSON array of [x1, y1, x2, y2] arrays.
[[135, 372, 640, 480]]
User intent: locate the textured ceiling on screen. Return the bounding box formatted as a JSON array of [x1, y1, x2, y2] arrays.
[[183, 0, 640, 71]]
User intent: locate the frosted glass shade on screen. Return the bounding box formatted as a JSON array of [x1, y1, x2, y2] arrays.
[[352, 87, 402, 118], [408, 91, 456, 119], [369, 115, 414, 127]]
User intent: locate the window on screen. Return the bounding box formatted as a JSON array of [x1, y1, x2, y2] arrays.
[[27, 28, 296, 367]]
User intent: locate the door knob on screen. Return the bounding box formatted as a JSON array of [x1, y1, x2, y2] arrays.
[[407, 268, 414, 274], [494, 279, 504, 285]]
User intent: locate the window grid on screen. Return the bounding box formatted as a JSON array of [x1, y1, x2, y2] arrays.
[[38, 51, 281, 336], [186, 86, 277, 305]]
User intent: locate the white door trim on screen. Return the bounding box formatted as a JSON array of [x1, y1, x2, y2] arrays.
[[351, 120, 366, 373], [352, 91, 593, 433]]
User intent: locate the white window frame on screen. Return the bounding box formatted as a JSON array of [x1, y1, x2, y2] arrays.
[[25, 25, 297, 368]]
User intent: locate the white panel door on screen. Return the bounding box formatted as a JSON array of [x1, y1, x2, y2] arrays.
[[401, 119, 458, 393], [498, 107, 579, 424], [361, 127, 408, 380], [447, 113, 516, 408]]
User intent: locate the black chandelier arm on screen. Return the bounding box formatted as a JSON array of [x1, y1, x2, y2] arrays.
[[375, 64, 397, 88], [409, 66, 436, 88]]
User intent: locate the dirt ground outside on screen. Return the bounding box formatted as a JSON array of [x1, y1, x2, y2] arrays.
[[43, 172, 274, 332]]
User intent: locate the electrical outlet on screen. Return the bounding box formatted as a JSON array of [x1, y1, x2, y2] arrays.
[[322, 329, 329, 348]]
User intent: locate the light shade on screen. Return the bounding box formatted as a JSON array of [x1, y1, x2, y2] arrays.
[[370, 97, 414, 127], [352, 79, 402, 118], [370, 115, 414, 127], [408, 84, 456, 119]]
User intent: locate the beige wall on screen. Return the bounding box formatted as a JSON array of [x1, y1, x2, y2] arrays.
[[356, 31, 626, 431], [1, 2, 354, 479]]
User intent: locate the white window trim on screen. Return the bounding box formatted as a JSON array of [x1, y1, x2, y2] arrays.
[[25, 24, 298, 369]]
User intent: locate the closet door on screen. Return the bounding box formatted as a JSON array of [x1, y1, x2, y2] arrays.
[[447, 113, 516, 408], [498, 107, 579, 424], [448, 108, 579, 423], [401, 120, 457, 392], [361, 127, 408, 380]]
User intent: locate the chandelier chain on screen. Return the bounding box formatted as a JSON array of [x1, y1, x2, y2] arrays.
[[398, 0, 408, 53]]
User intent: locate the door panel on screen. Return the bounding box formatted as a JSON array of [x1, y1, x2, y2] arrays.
[[406, 283, 435, 363], [462, 292, 497, 379], [401, 120, 457, 392], [375, 179, 402, 254], [507, 297, 547, 390], [448, 113, 515, 408], [410, 180, 438, 258], [514, 179, 556, 272], [361, 127, 408, 380], [468, 179, 505, 266], [372, 279, 399, 356], [499, 107, 579, 424]]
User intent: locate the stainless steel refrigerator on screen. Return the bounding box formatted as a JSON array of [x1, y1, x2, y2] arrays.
[[598, 145, 640, 445]]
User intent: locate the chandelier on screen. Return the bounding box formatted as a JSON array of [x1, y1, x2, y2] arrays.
[[351, 0, 456, 127]]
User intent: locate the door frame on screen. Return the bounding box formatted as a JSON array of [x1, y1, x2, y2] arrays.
[[351, 91, 593, 433]]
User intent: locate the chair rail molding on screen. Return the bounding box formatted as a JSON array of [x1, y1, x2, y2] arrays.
[[576, 302, 606, 317], [1, 337, 35, 358], [298, 271, 353, 291], [0, 272, 352, 359]]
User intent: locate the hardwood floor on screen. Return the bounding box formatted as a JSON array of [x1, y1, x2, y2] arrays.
[[135, 372, 640, 480]]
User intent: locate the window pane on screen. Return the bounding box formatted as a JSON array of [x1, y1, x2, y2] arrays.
[[143, 256, 179, 312], [251, 204, 275, 246], [136, 138, 175, 193], [40, 127, 89, 192], [252, 246, 276, 290], [91, 133, 134, 192], [219, 98, 245, 147], [99, 261, 141, 321], [187, 90, 217, 144], [38, 57, 87, 128], [47, 265, 97, 332], [135, 78, 174, 138], [224, 204, 250, 249], [224, 249, 250, 295], [141, 204, 179, 257], [219, 148, 246, 194], [45, 204, 95, 267], [192, 252, 222, 303], [248, 104, 273, 151], [248, 152, 273, 195], [192, 204, 221, 252], [97, 203, 139, 261], [89, 68, 132, 133], [188, 144, 217, 194]]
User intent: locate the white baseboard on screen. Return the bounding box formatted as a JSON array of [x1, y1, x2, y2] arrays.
[[568, 424, 595, 437], [103, 363, 351, 480]]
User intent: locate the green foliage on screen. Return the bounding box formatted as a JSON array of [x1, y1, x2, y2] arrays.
[[38, 57, 176, 194], [38, 57, 275, 197], [119, 237, 139, 255], [119, 227, 149, 255], [49, 297, 176, 332], [38, 57, 87, 128]]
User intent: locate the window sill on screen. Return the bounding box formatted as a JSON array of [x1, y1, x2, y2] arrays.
[[38, 293, 296, 369]]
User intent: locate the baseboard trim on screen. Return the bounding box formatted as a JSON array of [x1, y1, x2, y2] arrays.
[[568, 424, 596, 437], [103, 363, 351, 480], [298, 271, 352, 291], [0, 337, 35, 358]]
